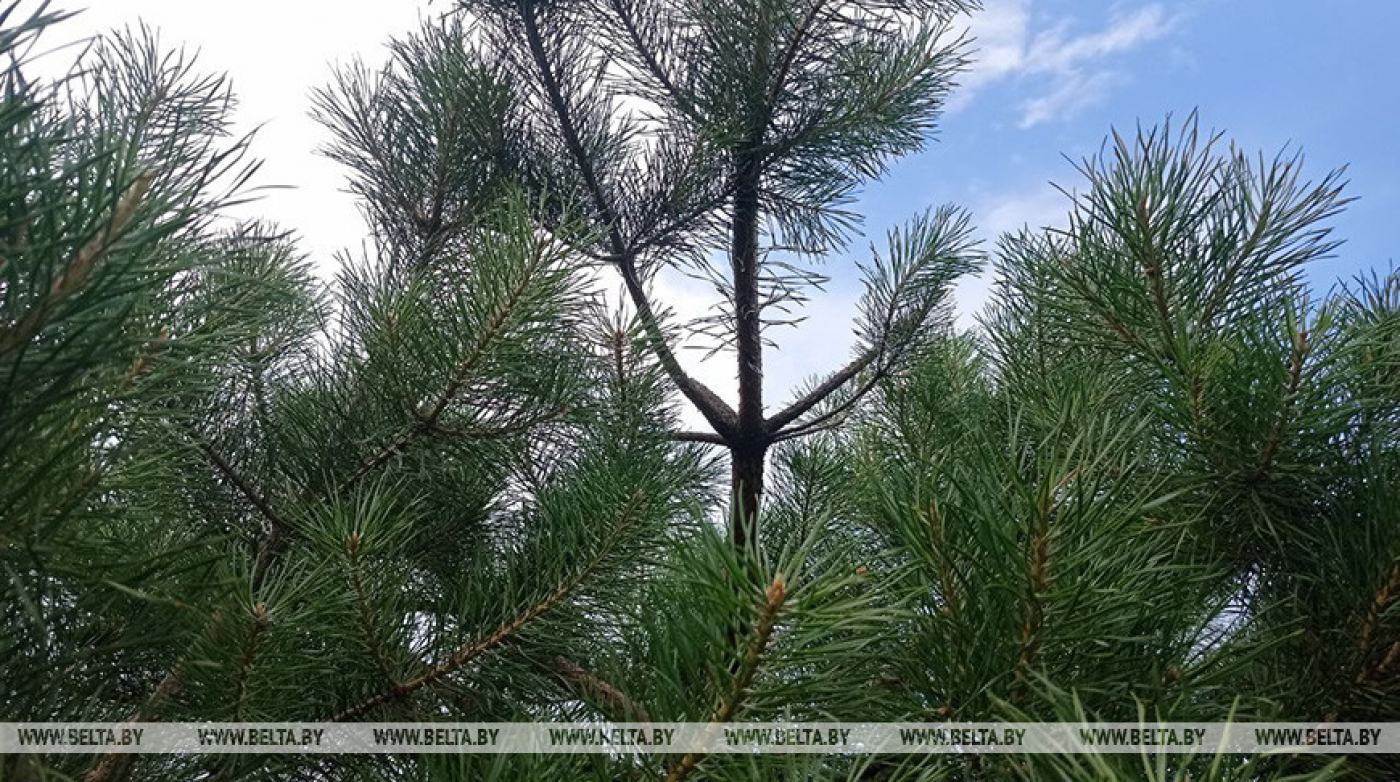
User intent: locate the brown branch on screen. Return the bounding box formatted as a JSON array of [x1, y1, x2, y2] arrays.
[[547, 655, 652, 722], [1325, 560, 1400, 722], [1103, 310, 1142, 347], [769, 377, 879, 444], [1358, 561, 1400, 677], [1016, 470, 1073, 688], [765, 347, 878, 434], [517, 0, 737, 438], [330, 492, 647, 722], [1, 172, 154, 360], [1063, 260, 1146, 353], [84, 666, 184, 782], [664, 573, 786, 782], [1368, 642, 1400, 685], [670, 431, 728, 445], [1250, 326, 1308, 481]]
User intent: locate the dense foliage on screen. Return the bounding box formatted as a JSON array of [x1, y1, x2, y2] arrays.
[[2, 2, 1397, 781]]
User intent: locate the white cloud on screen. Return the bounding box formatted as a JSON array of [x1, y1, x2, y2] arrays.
[[32, 0, 436, 274], [1022, 6, 1171, 73], [952, 0, 1034, 93], [953, 1, 1177, 127], [1017, 69, 1124, 128], [975, 183, 1071, 241]]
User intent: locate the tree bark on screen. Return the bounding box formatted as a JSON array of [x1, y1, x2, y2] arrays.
[[730, 443, 767, 551], [729, 143, 765, 550]]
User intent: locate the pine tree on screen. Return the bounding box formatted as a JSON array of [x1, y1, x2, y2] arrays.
[[313, 0, 982, 549], [3, 4, 1399, 782], [787, 117, 1399, 780]]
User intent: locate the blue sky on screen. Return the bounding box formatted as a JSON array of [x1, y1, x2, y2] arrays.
[[732, 0, 1400, 412], [860, 0, 1400, 324], [47, 1, 1400, 420]]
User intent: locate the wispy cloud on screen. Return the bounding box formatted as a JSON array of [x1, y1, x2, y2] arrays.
[[952, 1, 1178, 127], [975, 182, 1071, 241], [948, 182, 1074, 330], [1017, 69, 1124, 128]]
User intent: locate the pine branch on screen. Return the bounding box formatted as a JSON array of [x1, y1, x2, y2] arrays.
[[517, 0, 738, 438], [0, 172, 154, 360], [929, 503, 961, 620], [611, 323, 628, 409], [605, 0, 696, 119], [420, 404, 573, 441], [729, 7, 769, 436], [329, 492, 647, 721], [764, 0, 832, 121], [337, 228, 551, 494], [87, 437, 288, 782], [1016, 469, 1073, 690], [1325, 560, 1400, 721], [347, 534, 398, 685], [230, 603, 270, 722], [246, 335, 277, 474], [1356, 561, 1400, 683], [187, 431, 292, 591], [193, 435, 290, 539], [547, 655, 652, 722], [1249, 326, 1309, 481], [1199, 200, 1274, 329], [664, 573, 786, 782], [1137, 196, 1174, 336], [16, 334, 162, 539]]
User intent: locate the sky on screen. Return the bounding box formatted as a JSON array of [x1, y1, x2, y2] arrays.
[[30, 0, 1400, 428]]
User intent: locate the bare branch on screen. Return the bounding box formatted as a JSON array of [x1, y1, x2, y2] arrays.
[[670, 430, 728, 445], [765, 346, 877, 433]]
